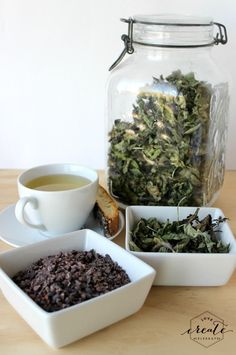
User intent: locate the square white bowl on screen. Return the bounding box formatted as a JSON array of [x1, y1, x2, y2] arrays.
[[0, 229, 155, 348], [126, 206, 236, 286]]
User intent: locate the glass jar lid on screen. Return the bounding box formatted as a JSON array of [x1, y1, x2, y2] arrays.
[[109, 14, 228, 71], [133, 14, 213, 25], [133, 14, 214, 47]]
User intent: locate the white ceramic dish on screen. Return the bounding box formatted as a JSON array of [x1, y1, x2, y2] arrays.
[[0, 229, 155, 348], [0, 204, 124, 247], [126, 206, 236, 286]]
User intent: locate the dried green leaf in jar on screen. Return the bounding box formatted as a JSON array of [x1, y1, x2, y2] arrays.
[[108, 70, 227, 206]]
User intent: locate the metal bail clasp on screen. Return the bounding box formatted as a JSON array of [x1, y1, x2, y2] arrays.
[[109, 18, 134, 71], [214, 22, 228, 45]]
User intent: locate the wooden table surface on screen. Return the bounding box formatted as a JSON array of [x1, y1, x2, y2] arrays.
[[0, 170, 235, 355]]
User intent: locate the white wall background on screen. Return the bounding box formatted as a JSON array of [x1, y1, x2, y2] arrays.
[[0, 0, 235, 169]]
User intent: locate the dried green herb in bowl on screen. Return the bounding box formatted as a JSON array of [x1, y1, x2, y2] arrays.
[[129, 208, 230, 253]]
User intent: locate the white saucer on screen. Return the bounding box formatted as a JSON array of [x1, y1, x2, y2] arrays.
[[0, 205, 124, 248]]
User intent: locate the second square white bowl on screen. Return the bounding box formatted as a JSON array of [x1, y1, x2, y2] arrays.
[[126, 206, 236, 286], [0, 229, 155, 348]]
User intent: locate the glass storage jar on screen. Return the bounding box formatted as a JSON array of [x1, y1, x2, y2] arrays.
[[106, 15, 229, 207]]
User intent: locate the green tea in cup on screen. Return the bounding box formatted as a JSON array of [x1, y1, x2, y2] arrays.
[[15, 164, 98, 236], [25, 174, 91, 191]]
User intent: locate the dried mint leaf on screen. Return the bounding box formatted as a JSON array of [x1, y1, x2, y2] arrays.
[[108, 70, 228, 206], [129, 209, 230, 253]]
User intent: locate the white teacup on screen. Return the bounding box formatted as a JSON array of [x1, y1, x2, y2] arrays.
[[15, 164, 98, 236]]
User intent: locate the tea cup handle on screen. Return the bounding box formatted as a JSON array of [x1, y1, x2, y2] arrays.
[[15, 197, 46, 231]]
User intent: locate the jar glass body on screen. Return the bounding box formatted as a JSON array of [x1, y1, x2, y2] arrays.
[[106, 25, 229, 207]]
